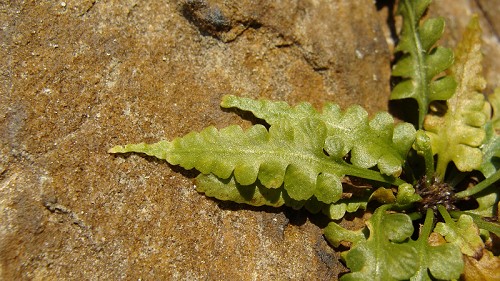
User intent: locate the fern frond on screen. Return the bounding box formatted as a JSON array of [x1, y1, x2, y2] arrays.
[[110, 96, 413, 204], [110, 121, 343, 202], [424, 15, 489, 179], [391, 0, 456, 128], [222, 95, 416, 177], [325, 206, 463, 281], [326, 205, 419, 280]]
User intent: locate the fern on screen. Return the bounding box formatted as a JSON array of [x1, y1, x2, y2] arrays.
[[108, 1, 500, 279], [391, 0, 456, 129], [325, 205, 419, 280], [110, 98, 413, 204], [324, 206, 463, 280], [424, 15, 490, 179]]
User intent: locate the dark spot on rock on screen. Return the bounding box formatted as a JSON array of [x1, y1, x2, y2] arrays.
[[181, 0, 231, 38]]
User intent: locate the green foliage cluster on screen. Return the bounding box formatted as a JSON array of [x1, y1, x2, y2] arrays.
[[109, 0, 500, 279]]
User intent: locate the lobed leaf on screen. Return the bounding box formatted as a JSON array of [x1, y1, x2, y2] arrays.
[[109, 123, 402, 206], [423, 15, 489, 179], [110, 120, 345, 203], [325, 206, 463, 281], [325, 205, 419, 281], [435, 208, 484, 257], [221, 95, 416, 177], [409, 210, 463, 280], [110, 96, 413, 210], [391, 0, 456, 128]]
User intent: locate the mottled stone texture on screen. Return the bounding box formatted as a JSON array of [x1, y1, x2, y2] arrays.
[[0, 0, 498, 279]]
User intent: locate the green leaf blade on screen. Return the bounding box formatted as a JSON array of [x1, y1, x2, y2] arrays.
[[419, 17, 445, 51], [333, 206, 419, 281], [223, 95, 416, 177], [111, 95, 409, 208]]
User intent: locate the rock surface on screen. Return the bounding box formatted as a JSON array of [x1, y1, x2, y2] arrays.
[[1, 0, 498, 279]]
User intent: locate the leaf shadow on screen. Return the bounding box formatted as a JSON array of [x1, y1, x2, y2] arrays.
[[220, 106, 270, 128], [110, 151, 201, 179], [388, 98, 419, 126]]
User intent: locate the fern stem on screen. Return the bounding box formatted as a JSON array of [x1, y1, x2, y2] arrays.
[[420, 209, 434, 240], [435, 157, 448, 182], [455, 169, 500, 198], [437, 205, 453, 223], [414, 130, 434, 184]]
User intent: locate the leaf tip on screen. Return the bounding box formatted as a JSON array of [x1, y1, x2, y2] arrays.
[[220, 94, 237, 108], [108, 145, 126, 154]]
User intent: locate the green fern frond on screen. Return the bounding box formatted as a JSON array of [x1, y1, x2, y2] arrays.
[[424, 15, 489, 179], [110, 121, 339, 203], [326, 205, 418, 281], [110, 96, 413, 204], [391, 0, 456, 129], [222, 95, 416, 177], [325, 206, 463, 281]]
